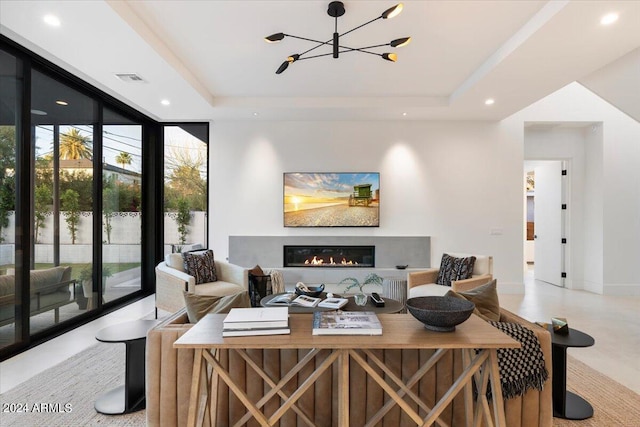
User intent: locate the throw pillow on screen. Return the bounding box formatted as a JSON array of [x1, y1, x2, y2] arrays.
[[183, 249, 218, 284], [183, 291, 251, 323], [445, 279, 500, 321], [436, 254, 477, 287]]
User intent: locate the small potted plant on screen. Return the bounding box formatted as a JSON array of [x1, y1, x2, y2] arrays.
[[338, 273, 384, 306]]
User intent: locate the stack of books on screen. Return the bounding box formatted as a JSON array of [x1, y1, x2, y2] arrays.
[[312, 311, 382, 335], [222, 307, 290, 337]]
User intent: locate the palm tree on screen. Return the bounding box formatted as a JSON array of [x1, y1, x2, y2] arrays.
[[60, 128, 93, 160], [115, 152, 133, 170]]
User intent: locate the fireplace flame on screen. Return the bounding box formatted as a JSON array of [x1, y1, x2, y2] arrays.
[[303, 255, 358, 266]]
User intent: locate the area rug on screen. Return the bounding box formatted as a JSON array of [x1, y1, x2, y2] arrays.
[[1, 345, 638, 426], [0, 343, 146, 426]]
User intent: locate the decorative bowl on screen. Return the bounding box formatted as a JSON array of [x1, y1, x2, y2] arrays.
[[294, 284, 325, 298], [406, 296, 475, 332]]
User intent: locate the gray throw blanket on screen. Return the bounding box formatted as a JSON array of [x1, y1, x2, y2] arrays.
[[486, 321, 548, 400]]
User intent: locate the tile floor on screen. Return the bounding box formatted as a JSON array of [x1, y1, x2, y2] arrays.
[[1, 269, 639, 395]]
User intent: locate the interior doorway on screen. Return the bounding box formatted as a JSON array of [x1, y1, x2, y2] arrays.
[[524, 160, 567, 288]]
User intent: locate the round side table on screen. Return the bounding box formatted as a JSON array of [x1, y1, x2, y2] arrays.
[[547, 326, 595, 420], [383, 277, 407, 313], [94, 319, 159, 414]]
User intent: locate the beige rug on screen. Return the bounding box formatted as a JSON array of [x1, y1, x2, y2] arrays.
[[1, 343, 638, 426], [555, 356, 640, 427]]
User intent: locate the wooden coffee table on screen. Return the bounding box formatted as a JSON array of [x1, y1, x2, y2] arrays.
[[175, 313, 519, 427], [260, 292, 404, 314]]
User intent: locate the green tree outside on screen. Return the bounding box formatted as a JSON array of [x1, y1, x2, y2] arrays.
[[34, 184, 52, 244], [61, 189, 81, 244], [115, 152, 133, 170], [60, 128, 93, 160], [0, 126, 17, 243]]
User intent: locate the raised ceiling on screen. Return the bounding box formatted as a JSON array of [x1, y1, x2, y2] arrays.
[[1, 1, 639, 122]]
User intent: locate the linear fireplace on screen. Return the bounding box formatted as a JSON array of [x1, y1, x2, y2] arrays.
[[283, 245, 375, 268]]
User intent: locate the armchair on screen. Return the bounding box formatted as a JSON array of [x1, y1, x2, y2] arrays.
[[408, 252, 493, 298], [155, 253, 248, 316]]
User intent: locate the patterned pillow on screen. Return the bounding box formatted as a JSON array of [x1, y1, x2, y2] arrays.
[[183, 250, 218, 284], [436, 254, 476, 287]]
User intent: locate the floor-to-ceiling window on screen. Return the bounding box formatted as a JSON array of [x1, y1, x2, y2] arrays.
[[0, 48, 21, 349], [102, 108, 142, 303], [0, 36, 161, 358], [29, 69, 97, 331], [163, 124, 208, 255]]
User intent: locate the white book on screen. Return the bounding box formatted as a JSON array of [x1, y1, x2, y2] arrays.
[[317, 297, 349, 309], [312, 311, 382, 335], [222, 327, 290, 337], [223, 307, 289, 329]]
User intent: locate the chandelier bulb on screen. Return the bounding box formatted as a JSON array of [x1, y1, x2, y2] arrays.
[[276, 61, 289, 74], [390, 37, 411, 48], [381, 3, 403, 19], [265, 32, 285, 43], [382, 53, 397, 62]]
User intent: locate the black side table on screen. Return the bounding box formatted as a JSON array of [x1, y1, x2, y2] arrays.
[[547, 325, 595, 420], [95, 319, 159, 414]]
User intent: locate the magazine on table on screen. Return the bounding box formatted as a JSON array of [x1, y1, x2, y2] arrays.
[[267, 293, 321, 308], [312, 311, 382, 335], [317, 297, 348, 309]]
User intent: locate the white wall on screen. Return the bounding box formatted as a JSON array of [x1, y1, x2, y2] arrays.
[[210, 121, 525, 291], [507, 82, 640, 295]]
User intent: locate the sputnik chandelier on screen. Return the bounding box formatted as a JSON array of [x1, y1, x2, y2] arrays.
[[264, 1, 411, 74]]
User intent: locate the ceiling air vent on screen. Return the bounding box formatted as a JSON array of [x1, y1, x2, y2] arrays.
[[115, 73, 146, 83]]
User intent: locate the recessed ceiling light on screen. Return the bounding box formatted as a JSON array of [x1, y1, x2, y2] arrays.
[[402, 112, 408, 116], [160, 99, 170, 106], [485, 98, 495, 106], [253, 112, 259, 116], [43, 15, 61, 27], [600, 12, 619, 26], [55, 100, 68, 106], [30, 109, 48, 116]]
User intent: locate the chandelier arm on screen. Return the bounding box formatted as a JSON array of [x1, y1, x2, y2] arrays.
[[340, 16, 382, 38], [300, 39, 334, 57], [340, 43, 389, 51], [296, 49, 382, 61], [295, 52, 337, 61], [284, 34, 332, 46], [338, 48, 382, 57]]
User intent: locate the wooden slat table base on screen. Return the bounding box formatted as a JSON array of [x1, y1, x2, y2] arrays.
[[175, 314, 519, 427], [186, 347, 507, 427]]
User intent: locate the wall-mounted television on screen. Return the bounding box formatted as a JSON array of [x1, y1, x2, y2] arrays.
[[284, 172, 380, 227]]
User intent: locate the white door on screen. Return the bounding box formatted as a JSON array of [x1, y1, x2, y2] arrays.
[[534, 161, 563, 286]]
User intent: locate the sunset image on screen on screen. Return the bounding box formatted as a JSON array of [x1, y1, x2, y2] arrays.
[[284, 173, 379, 227]]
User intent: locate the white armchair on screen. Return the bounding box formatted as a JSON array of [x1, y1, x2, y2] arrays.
[[408, 252, 493, 298], [155, 253, 248, 316]]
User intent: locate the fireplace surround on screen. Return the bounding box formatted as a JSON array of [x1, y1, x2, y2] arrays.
[[229, 237, 430, 287]]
